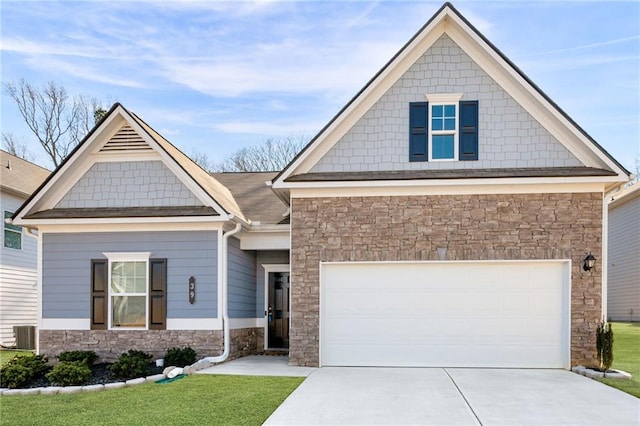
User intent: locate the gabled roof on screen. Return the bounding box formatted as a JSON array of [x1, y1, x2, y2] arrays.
[[0, 150, 50, 198], [211, 171, 288, 225], [13, 103, 245, 225], [272, 2, 629, 190]]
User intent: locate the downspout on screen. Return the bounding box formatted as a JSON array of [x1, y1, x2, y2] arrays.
[[204, 219, 242, 364]]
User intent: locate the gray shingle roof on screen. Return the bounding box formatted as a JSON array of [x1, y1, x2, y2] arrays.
[[211, 172, 288, 225], [24, 206, 217, 219], [0, 150, 50, 198]]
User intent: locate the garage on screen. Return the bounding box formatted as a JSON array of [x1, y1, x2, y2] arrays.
[[320, 261, 570, 368]]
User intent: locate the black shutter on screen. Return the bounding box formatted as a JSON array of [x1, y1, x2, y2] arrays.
[[149, 258, 167, 330], [91, 259, 108, 330], [409, 102, 428, 162], [459, 100, 479, 161]]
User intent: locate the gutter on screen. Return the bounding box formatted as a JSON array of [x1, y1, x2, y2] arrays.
[[203, 219, 242, 364]]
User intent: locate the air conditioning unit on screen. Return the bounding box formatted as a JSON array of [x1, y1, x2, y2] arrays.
[[13, 326, 36, 350]]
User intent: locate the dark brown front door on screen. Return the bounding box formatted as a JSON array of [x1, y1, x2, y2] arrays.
[[267, 272, 290, 349]]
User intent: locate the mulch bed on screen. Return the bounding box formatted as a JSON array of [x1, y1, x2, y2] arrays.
[[23, 363, 165, 389]]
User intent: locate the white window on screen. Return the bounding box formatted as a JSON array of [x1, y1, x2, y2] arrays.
[[426, 93, 463, 161], [4, 211, 22, 250], [104, 252, 151, 329]]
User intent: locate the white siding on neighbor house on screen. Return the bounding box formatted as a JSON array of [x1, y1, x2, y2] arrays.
[[311, 35, 582, 173], [608, 193, 640, 322], [0, 192, 38, 346], [56, 161, 203, 208]]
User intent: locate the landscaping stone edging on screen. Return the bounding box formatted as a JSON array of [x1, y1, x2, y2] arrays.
[[572, 365, 633, 380], [0, 367, 185, 396]]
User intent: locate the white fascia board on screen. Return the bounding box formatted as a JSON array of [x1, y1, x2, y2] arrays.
[[273, 20, 447, 187], [41, 318, 90, 330], [167, 318, 222, 330], [33, 221, 226, 234], [15, 111, 126, 218], [14, 215, 228, 228], [239, 229, 291, 250], [289, 180, 607, 199], [444, 16, 627, 176]]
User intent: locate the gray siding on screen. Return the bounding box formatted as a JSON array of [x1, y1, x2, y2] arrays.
[[42, 231, 218, 319], [608, 193, 640, 321], [256, 251, 289, 317], [56, 161, 202, 208], [227, 237, 257, 318], [311, 35, 582, 173], [0, 192, 38, 345]]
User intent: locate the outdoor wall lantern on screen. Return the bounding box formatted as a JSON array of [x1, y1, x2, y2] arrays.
[[583, 252, 596, 271]]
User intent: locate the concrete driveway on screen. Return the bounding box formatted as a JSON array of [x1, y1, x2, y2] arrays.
[[264, 368, 640, 425]]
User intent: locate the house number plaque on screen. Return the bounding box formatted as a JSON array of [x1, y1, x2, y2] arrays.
[[189, 276, 196, 304]]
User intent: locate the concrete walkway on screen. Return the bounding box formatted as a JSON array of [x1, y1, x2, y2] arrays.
[[264, 367, 640, 426], [196, 355, 316, 377]]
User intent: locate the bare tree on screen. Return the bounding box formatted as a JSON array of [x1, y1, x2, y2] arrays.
[[1, 133, 35, 162], [189, 149, 217, 172], [212, 135, 308, 172], [3, 80, 108, 167]]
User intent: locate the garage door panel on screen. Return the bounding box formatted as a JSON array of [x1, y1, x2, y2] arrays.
[[320, 261, 569, 368]]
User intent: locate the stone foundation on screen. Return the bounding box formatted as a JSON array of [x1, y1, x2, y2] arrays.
[[39, 327, 263, 363], [290, 193, 603, 367]]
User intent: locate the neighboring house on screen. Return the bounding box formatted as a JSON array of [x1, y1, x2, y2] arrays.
[[0, 150, 50, 347], [607, 182, 640, 322], [12, 3, 629, 369]]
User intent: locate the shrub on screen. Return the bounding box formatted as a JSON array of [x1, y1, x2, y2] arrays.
[[108, 349, 152, 379], [0, 354, 50, 389], [164, 347, 197, 367], [57, 350, 99, 366], [596, 321, 614, 375], [46, 361, 91, 386]]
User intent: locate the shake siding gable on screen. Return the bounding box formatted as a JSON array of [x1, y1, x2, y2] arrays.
[[55, 161, 203, 209], [42, 231, 217, 321], [310, 35, 582, 173]]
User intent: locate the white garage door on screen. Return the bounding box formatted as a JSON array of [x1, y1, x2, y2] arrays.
[[320, 261, 570, 368]]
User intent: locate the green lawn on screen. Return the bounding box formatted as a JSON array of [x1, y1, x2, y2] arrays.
[[1, 374, 304, 425], [0, 349, 33, 366], [596, 322, 640, 398]]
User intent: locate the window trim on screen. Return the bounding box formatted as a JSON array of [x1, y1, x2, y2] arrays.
[[103, 252, 152, 330], [3, 211, 22, 250], [426, 93, 463, 162]]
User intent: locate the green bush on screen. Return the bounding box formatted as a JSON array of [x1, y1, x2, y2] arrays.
[[597, 321, 614, 374], [57, 350, 99, 366], [46, 361, 91, 386], [164, 347, 197, 367], [108, 349, 152, 379], [0, 354, 50, 389]]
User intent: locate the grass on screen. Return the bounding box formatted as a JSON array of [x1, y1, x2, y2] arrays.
[[596, 322, 640, 398], [0, 349, 33, 366], [1, 374, 304, 425]]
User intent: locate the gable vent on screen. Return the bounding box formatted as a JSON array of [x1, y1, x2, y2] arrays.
[[100, 124, 153, 152]]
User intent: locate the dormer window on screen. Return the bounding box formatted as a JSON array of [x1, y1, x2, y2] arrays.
[[409, 94, 478, 162]]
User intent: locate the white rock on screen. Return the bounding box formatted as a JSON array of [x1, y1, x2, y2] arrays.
[[145, 374, 165, 383], [167, 367, 184, 379], [40, 387, 62, 395], [58, 386, 83, 394], [125, 377, 146, 386], [82, 384, 104, 392], [104, 382, 126, 390], [2, 389, 26, 396], [162, 366, 177, 376]]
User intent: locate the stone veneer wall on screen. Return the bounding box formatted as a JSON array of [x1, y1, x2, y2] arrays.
[[40, 328, 263, 363], [290, 193, 602, 367]]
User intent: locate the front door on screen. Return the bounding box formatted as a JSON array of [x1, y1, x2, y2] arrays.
[[268, 271, 290, 349]]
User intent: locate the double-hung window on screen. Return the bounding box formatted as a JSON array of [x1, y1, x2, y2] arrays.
[[91, 252, 166, 331], [409, 94, 478, 162], [4, 211, 22, 250]]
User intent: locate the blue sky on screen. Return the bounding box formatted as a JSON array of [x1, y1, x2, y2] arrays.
[[1, 0, 639, 172]]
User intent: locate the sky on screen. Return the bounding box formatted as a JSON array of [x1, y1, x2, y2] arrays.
[[1, 0, 639, 172]]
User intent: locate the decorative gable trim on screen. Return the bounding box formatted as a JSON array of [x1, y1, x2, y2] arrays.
[[272, 2, 629, 191], [13, 103, 237, 226], [99, 124, 152, 153]]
